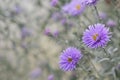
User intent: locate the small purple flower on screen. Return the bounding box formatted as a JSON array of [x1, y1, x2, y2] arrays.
[[29, 68, 41, 78], [50, 0, 58, 7], [62, 0, 86, 16], [106, 19, 117, 27], [48, 74, 54, 80], [82, 0, 98, 6], [59, 47, 83, 71], [82, 23, 111, 48]]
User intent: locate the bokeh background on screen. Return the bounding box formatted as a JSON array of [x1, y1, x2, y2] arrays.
[[0, 0, 120, 80]]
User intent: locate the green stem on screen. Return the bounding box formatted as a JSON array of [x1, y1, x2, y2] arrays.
[[83, 13, 93, 24], [103, 48, 111, 60], [94, 6, 100, 22]]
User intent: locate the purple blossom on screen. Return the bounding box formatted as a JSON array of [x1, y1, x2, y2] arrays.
[[62, 0, 86, 16], [82, 0, 98, 6], [48, 74, 54, 80], [106, 19, 117, 27], [82, 23, 111, 48], [59, 47, 83, 71], [50, 0, 58, 7]]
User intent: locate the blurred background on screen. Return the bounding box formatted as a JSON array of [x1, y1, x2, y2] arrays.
[[0, 0, 120, 80]]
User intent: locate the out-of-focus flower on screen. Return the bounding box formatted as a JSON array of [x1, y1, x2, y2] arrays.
[[61, 18, 67, 25], [13, 5, 22, 14], [82, 0, 98, 6], [50, 0, 58, 7], [29, 68, 41, 79], [52, 30, 59, 37], [51, 12, 63, 21], [99, 12, 107, 20], [48, 74, 54, 80], [44, 28, 51, 36], [59, 47, 83, 71], [51, 12, 74, 26], [106, 19, 117, 27], [82, 23, 111, 48], [21, 27, 32, 39], [62, 0, 86, 16]]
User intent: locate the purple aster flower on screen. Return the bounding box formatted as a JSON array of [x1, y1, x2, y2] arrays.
[[50, 0, 58, 7], [106, 19, 117, 27], [59, 47, 83, 71], [48, 74, 54, 80], [82, 23, 111, 48], [62, 0, 86, 16], [82, 0, 98, 6]]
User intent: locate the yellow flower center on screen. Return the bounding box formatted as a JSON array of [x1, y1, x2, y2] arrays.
[[68, 57, 72, 62], [76, 4, 81, 10], [92, 34, 99, 41]]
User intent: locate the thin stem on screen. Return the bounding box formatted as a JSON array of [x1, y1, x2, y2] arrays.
[[103, 48, 108, 55], [83, 13, 93, 24], [103, 48, 111, 59], [94, 5, 100, 22]]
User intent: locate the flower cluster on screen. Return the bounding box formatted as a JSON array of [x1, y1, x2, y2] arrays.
[[59, 23, 111, 71], [58, 0, 113, 72]]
